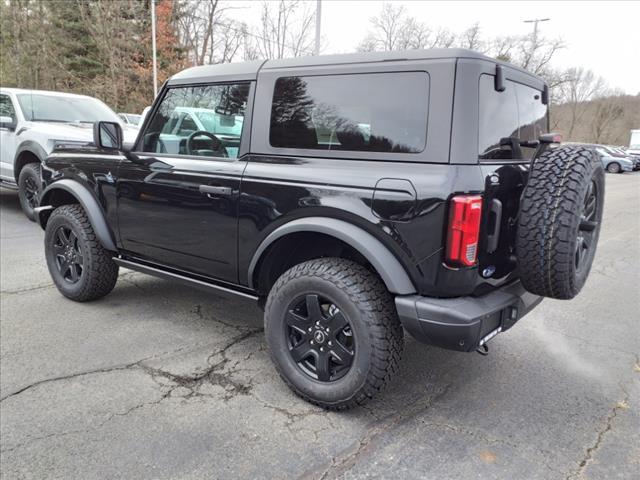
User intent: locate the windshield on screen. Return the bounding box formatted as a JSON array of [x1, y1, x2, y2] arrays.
[[603, 146, 625, 157], [17, 94, 120, 123], [126, 114, 141, 125]]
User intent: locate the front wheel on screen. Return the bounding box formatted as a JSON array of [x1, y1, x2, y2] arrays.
[[264, 258, 404, 410], [606, 162, 621, 173], [44, 204, 119, 302], [18, 162, 42, 221]]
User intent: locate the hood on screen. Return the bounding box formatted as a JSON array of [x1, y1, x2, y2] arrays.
[[25, 121, 138, 152], [122, 124, 139, 144]]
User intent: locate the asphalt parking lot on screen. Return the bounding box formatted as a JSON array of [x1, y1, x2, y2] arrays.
[[1, 173, 638, 480]]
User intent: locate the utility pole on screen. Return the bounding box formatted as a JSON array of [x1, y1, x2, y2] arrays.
[[314, 0, 322, 56], [523, 17, 550, 43], [151, 0, 158, 97]]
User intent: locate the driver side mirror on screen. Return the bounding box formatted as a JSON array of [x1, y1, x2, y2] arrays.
[[0, 115, 16, 131], [93, 121, 123, 151]]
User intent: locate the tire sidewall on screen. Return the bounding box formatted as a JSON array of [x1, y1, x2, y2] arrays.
[[45, 209, 92, 299], [571, 160, 605, 291], [18, 163, 41, 221], [265, 273, 374, 406]]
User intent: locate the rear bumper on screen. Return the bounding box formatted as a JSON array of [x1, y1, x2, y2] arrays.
[[395, 281, 543, 352]]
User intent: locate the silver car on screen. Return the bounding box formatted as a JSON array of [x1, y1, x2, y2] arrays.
[[595, 147, 634, 173]]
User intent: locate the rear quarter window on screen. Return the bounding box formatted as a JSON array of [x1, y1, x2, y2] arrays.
[[479, 74, 547, 160], [269, 72, 429, 154]]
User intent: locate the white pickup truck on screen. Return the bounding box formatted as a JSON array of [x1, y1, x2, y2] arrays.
[[0, 88, 137, 220]]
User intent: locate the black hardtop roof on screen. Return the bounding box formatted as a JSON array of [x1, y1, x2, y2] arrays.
[[168, 48, 541, 85]]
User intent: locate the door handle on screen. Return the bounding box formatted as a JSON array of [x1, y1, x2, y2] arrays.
[[199, 185, 232, 197]]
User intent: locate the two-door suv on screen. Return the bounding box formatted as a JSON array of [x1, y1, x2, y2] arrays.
[[35, 49, 604, 409]]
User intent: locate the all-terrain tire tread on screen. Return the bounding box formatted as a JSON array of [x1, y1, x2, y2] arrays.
[[47, 204, 118, 301], [517, 145, 604, 299], [265, 258, 403, 410]]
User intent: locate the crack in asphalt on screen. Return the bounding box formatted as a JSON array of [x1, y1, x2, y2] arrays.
[[1, 272, 145, 296], [140, 328, 263, 402], [0, 328, 262, 404], [0, 363, 141, 403], [565, 387, 631, 480], [305, 384, 452, 480], [0, 283, 55, 295], [0, 329, 265, 453], [191, 303, 258, 332], [0, 394, 171, 454]]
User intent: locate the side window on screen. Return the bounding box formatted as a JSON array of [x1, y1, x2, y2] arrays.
[[141, 83, 249, 159], [269, 72, 429, 154], [0, 95, 16, 121], [478, 74, 548, 160]]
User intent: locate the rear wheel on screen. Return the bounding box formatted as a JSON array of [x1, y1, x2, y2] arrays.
[[18, 162, 42, 221], [45, 204, 119, 301], [606, 162, 621, 173], [264, 258, 403, 410], [517, 145, 605, 299]]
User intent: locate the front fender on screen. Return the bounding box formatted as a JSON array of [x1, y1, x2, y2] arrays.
[[14, 140, 48, 164], [248, 217, 417, 295], [38, 179, 117, 252]]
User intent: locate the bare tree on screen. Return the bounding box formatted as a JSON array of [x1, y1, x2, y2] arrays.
[[251, 0, 316, 59], [516, 32, 564, 76], [591, 96, 625, 144], [358, 3, 454, 52], [458, 23, 487, 53], [174, 0, 246, 66], [555, 67, 608, 136]]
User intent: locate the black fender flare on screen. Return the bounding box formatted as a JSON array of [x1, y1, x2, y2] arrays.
[[13, 140, 47, 180], [38, 179, 117, 252], [248, 217, 416, 295]]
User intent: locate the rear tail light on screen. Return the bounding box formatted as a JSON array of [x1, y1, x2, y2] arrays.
[[446, 195, 483, 267]]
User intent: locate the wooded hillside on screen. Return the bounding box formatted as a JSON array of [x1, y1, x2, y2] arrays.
[[551, 94, 640, 146], [1, 0, 637, 144]]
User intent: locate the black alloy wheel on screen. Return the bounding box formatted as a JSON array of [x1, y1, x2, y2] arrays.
[[23, 175, 40, 210], [575, 180, 599, 274], [44, 204, 119, 302], [52, 225, 84, 283], [285, 294, 355, 382], [17, 162, 42, 221], [264, 258, 404, 410]]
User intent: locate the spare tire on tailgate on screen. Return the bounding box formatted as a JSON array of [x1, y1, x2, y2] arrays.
[[517, 145, 605, 299]]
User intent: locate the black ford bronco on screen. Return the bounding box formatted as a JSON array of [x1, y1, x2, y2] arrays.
[[36, 49, 604, 409]]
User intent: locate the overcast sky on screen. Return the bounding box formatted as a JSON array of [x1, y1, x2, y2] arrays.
[[229, 0, 640, 94]]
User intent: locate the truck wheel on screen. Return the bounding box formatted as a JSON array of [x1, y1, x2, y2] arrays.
[[517, 145, 604, 299], [44, 204, 119, 302], [606, 162, 621, 174], [17, 162, 42, 221], [264, 258, 403, 410]]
